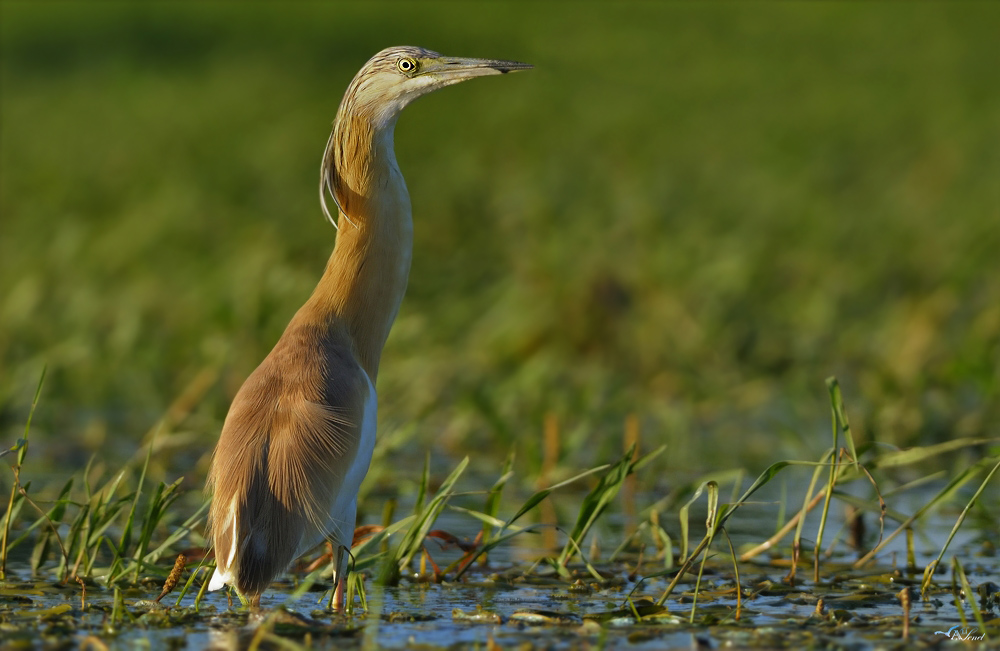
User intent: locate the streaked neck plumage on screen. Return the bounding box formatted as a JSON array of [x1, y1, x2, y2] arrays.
[[304, 104, 413, 383]]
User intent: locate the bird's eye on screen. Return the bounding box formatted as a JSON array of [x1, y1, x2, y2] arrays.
[[397, 57, 417, 74]]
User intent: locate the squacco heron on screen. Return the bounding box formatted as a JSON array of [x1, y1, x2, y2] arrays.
[[205, 46, 530, 609]]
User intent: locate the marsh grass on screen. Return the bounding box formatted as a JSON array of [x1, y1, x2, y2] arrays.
[[1, 374, 997, 646]]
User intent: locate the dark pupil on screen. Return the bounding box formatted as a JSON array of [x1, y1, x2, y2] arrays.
[[401, 60, 411, 70]]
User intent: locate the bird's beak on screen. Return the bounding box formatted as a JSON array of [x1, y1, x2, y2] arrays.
[[419, 56, 533, 82]]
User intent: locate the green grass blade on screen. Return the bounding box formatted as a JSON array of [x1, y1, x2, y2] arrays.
[[380, 456, 468, 584], [145, 497, 209, 564], [719, 460, 793, 523], [18, 365, 47, 466], [1, 366, 45, 578], [920, 457, 1000, 596], [132, 478, 184, 581], [652, 460, 798, 606], [448, 505, 519, 532], [793, 451, 830, 581], [414, 453, 430, 518], [825, 377, 858, 469], [953, 557, 989, 639], [31, 478, 74, 575], [557, 446, 632, 567], [720, 526, 743, 621], [678, 482, 707, 564], [557, 444, 661, 568], [688, 481, 719, 623], [350, 515, 415, 573], [506, 464, 609, 528], [112, 430, 156, 583], [856, 457, 995, 568], [482, 449, 516, 547], [870, 438, 998, 469], [4, 481, 34, 552], [829, 490, 908, 524], [814, 381, 846, 582]]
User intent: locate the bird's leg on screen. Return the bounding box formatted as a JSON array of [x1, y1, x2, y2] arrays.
[[326, 542, 338, 611], [250, 593, 261, 610], [330, 543, 347, 613]]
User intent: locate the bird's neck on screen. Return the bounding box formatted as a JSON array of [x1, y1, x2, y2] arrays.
[[301, 112, 413, 382]]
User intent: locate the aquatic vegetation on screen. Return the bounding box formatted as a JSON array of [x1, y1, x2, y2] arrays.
[[1, 371, 998, 647]]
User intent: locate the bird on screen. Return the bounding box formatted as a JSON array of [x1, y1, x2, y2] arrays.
[[205, 46, 531, 610]]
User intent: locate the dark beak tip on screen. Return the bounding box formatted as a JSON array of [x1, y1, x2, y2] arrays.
[[498, 63, 533, 74]]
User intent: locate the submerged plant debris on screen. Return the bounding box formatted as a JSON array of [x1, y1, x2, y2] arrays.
[[1, 545, 998, 649]]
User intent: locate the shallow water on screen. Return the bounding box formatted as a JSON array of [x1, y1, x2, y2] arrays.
[[2, 566, 996, 649], [3, 534, 997, 649], [2, 481, 997, 649]]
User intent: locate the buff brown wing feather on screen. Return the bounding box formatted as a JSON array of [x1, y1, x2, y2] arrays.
[[207, 324, 368, 598]]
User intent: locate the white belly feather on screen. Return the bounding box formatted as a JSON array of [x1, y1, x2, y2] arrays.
[[306, 368, 377, 554]]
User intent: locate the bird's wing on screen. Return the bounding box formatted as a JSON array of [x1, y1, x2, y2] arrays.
[[207, 323, 370, 596]]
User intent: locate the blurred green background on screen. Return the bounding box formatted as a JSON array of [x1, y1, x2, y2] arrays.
[[2, 2, 998, 485]]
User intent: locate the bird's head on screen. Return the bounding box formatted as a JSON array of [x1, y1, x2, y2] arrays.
[[322, 46, 530, 227], [340, 46, 532, 129]]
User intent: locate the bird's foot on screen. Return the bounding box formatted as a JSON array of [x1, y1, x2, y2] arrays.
[[330, 577, 346, 613]]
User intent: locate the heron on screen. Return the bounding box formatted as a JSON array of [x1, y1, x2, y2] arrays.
[[205, 46, 531, 610]]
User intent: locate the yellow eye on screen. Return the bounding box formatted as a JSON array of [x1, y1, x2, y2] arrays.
[[397, 57, 417, 74]]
